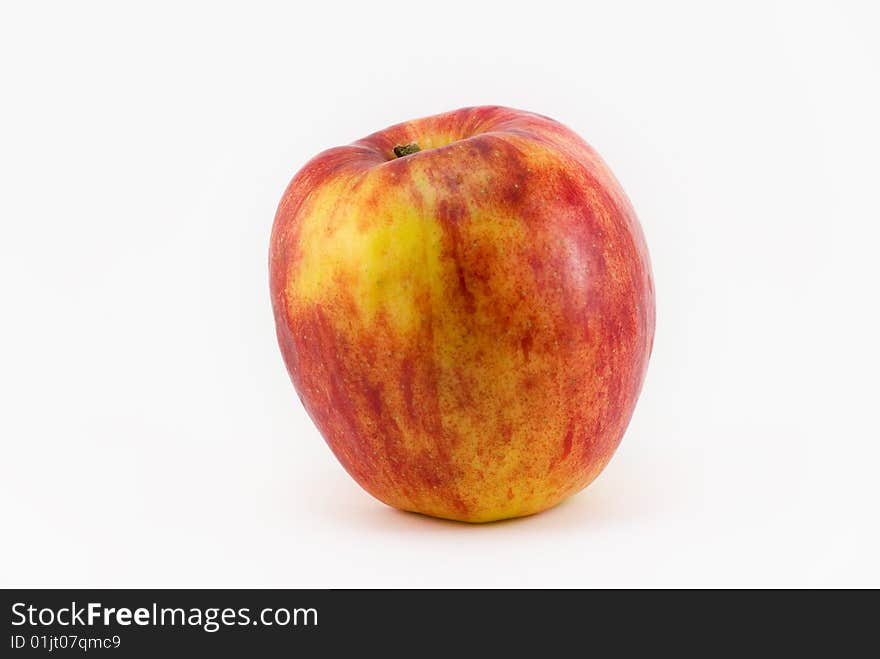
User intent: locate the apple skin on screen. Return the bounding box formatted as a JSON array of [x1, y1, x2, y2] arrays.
[[270, 106, 654, 522]]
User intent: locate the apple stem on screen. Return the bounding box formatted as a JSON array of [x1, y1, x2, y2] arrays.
[[393, 142, 421, 158]]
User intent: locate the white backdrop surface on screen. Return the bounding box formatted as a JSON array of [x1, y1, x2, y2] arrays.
[[1, 1, 878, 587]]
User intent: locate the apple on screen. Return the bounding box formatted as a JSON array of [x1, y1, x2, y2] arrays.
[[270, 106, 654, 522]]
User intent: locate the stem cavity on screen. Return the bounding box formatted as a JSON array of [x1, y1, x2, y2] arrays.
[[393, 142, 421, 158]]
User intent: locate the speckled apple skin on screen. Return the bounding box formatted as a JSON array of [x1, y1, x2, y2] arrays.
[[270, 106, 654, 522]]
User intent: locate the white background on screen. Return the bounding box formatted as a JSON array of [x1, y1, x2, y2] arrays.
[[2, 1, 879, 588]]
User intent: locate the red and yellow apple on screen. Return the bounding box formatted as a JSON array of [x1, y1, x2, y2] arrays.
[[270, 106, 654, 522]]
